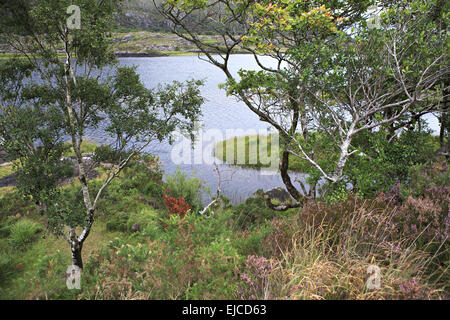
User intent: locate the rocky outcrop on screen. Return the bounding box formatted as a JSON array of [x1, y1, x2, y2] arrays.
[[254, 187, 292, 203], [0, 172, 18, 188]]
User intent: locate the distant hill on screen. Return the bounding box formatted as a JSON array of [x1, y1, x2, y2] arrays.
[[116, 0, 168, 32], [117, 0, 220, 34]]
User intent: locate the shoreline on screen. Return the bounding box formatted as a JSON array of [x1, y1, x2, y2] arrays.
[[0, 50, 252, 60], [0, 30, 252, 59]]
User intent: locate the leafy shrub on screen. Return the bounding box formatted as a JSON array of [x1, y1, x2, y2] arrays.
[[165, 168, 203, 212], [163, 193, 191, 219], [232, 224, 272, 256], [323, 181, 349, 204], [186, 236, 242, 299], [347, 129, 440, 197], [139, 180, 163, 199], [7, 219, 42, 249], [230, 196, 281, 230]]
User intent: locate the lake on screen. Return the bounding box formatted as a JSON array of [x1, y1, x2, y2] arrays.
[[88, 54, 440, 205]]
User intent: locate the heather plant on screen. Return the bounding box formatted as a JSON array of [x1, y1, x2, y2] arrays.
[[379, 162, 449, 267], [406, 158, 450, 199], [274, 194, 449, 299], [390, 278, 438, 300], [237, 255, 276, 300], [398, 195, 449, 244]]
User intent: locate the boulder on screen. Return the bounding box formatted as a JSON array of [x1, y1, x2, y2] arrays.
[[266, 188, 291, 202]]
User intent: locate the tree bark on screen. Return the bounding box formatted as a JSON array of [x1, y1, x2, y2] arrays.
[[280, 149, 302, 201], [71, 240, 83, 270]]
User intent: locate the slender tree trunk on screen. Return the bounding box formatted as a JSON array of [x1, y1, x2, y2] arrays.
[[280, 149, 301, 201], [279, 91, 304, 201], [439, 82, 448, 149], [71, 240, 83, 270]]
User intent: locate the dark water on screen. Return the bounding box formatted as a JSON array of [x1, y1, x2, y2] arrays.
[[88, 55, 440, 204]]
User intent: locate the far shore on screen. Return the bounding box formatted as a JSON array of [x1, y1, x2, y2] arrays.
[[0, 30, 252, 60]]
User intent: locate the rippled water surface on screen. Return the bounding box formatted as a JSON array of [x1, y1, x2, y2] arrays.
[[89, 55, 440, 204]]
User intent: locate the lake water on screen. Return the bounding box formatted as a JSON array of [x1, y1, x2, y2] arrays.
[[88, 55, 440, 205]]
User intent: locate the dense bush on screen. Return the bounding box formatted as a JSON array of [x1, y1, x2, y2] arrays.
[[163, 194, 191, 219], [230, 196, 287, 230], [347, 129, 440, 197], [7, 219, 42, 250], [164, 168, 203, 213]]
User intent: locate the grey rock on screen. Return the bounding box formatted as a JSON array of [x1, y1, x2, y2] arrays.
[[256, 187, 292, 203], [266, 187, 291, 202]]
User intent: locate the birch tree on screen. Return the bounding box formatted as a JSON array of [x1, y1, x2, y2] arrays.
[[157, 0, 449, 209], [0, 0, 203, 268]]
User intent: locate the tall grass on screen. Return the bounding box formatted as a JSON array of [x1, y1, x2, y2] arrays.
[[242, 195, 449, 300]]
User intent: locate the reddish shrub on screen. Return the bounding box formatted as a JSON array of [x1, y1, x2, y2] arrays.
[[163, 193, 191, 219]]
